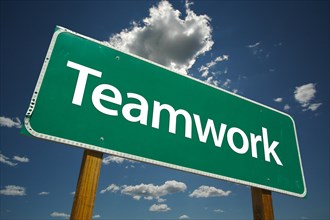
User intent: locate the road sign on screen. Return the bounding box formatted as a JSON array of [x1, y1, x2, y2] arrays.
[[23, 26, 306, 197]]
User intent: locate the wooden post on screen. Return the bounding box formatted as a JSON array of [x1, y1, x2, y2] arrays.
[[251, 187, 274, 220], [70, 150, 103, 220]]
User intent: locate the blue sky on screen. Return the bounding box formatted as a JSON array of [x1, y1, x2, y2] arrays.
[[0, 0, 329, 219]]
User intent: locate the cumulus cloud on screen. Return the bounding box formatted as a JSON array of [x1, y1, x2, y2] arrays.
[[294, 83, 316, 104], [109, 0, 213, 74], [0, 185, 26, 196], [121, 180, 187, 201], [273, 97, 283, 103], [0, 116, 21, 128], [294, 83, 322, 112], [13, 156, 29, 163], [189, 185, 231, 198], [100, 184, 120, 194], [0, 153, 17, 167], [50, 212, 70, 219], [179, 215, 190, 219], [149, 204, 171, 212]]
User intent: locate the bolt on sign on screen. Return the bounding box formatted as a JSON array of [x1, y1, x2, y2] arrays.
[[22, 26, 306, 197]]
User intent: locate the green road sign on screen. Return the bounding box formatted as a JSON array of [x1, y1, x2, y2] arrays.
[[23, 26, 306, 197]]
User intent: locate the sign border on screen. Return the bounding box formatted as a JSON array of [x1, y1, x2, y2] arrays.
[[24, 26, 307, 198]]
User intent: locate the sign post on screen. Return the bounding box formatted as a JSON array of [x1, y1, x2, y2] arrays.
[[70, 150, 103, 220], [251, 187, 274, 220]]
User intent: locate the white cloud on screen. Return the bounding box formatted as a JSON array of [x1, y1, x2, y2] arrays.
[[306, 103, 322, 111], [1, 153, 30, 166], [214, 209, 224, 213], [109, 0, 213, 74], [217, 55, 229, 62], [199, 55, 229, 77], [0, 116, 21, 128], [50, 212, 70, 219], [100, 184, 120, 194], [204, 76, 232, 89], [149, 204, 171, 212], [246, 41, 271, 60], [102, 155, 135, 165], [0, 185, 26, 196], [13, 156, 29, 163], [102, 155, 125, 165], [294, 83, 322, 112], [294, 83, 316, 105], [232, 89, 238, 94], [157, 197, 166, 203], [179, 215, 190, 219], [0, 153, 17, 167], [38, 191, 50, 195], [205, 76, 220, 87], [70, 191, 75, 195], [273, 97, 283, 103], [121, 180, 187, 201], [189, 185, 231, 198], [223, 79, 231, 87], [284, 104, 291, 111], [93, 214, 101, 219], [247, 41, 261, 48]]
